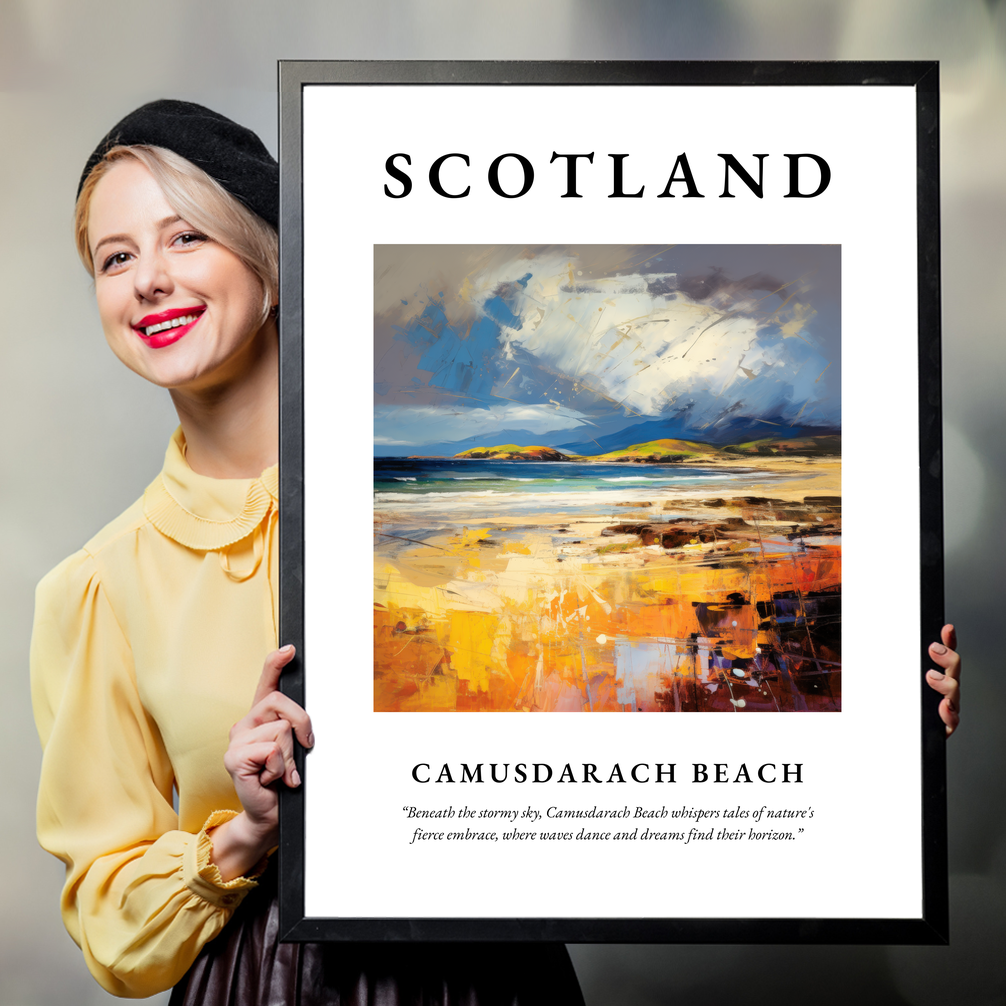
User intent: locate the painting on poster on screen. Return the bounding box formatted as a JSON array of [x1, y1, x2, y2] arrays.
[[373, 243, 842, 714], [279, 62, 945, 943]]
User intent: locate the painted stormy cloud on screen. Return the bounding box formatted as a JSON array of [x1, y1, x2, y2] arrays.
[[374, 244, 840, 455]]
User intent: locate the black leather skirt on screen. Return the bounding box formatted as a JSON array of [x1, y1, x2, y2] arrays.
[[169, 869, 585, 1006]]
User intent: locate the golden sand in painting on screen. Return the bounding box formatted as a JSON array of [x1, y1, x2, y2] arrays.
[[374, 458, 840, 712]]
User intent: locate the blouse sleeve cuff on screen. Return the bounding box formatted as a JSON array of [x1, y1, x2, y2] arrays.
[[182, 810, 269, 909]]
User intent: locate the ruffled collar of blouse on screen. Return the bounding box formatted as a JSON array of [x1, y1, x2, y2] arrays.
[[143, 428, 278, 551]]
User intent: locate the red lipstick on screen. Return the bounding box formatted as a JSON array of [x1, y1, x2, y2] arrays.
[[132, 306, 206, 349]]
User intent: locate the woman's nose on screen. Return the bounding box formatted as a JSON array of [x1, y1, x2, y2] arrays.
[[133, 249, 173, 302]]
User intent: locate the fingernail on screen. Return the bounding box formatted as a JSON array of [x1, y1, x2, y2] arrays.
[[931, 643, 947, 654], [307, 732, 315, 748], [280, 644, 295, 654], [292, 768, 301, 787], [928, 669, 944, 679]]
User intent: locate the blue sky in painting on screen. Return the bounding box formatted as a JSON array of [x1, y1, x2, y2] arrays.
[[374, 245, 840, 454]]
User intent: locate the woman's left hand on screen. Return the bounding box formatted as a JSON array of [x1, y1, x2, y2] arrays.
[[926, 624, 961, 737]]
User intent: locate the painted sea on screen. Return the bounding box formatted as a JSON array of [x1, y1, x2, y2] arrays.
[[374, 458, 784, 518]]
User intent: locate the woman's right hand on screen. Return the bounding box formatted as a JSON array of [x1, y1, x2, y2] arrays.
[[209, 645, 314, 881]]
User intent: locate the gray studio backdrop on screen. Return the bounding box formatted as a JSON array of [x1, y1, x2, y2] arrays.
[[1, 2, 1002, 1004]]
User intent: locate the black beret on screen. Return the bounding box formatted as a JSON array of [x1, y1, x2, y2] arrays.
[[77, 99, 278, 228]]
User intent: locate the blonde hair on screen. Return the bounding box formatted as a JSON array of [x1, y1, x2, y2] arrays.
[[75, 145, 278, 323]]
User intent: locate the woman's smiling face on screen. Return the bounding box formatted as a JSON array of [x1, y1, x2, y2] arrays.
[[88, 158, 269, 392]]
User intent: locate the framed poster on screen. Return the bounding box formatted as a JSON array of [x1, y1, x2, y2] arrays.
[[277, 61, 946, 943]]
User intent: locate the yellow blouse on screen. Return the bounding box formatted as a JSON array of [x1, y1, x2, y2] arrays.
[[31, 429, 279, 998]]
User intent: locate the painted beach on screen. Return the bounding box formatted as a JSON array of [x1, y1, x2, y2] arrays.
[[374, 245, 841, 712]]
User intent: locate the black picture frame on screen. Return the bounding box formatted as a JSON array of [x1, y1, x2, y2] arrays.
[[277, 60, 945, 944]]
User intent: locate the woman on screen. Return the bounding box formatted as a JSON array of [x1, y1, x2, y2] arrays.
[[31, 100, 586, 1003]]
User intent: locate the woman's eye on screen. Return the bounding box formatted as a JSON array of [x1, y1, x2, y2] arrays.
[[101, 251, 132, 273], [173, 231, 208, 248]]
